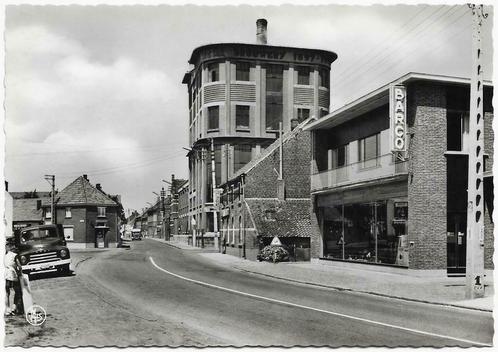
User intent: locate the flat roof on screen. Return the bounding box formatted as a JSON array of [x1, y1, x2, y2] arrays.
[[188, 42, 337, 65], [305, 72, 493, 131]]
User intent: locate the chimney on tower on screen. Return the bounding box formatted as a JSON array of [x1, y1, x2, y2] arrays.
[[256, 19, 268, 45]]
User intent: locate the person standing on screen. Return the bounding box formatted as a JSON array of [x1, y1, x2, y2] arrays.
[[4, 239, 22, 316]]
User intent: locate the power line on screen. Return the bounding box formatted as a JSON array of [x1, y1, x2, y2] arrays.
[[335, 5, 468, 92], [6, 142, 187, 158], [332, 4, 434, 82], [333, 5, 462, 85], [56, 152, 186, 179]]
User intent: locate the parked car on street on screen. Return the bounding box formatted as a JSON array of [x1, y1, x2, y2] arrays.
[[14, 224, 71, 276], [131, 229, 142, 241]]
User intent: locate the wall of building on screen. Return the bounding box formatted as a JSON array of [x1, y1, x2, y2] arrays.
[[244, 129, 312, 199], [56, 207, 88, 246], [406, 83, 448, 270]]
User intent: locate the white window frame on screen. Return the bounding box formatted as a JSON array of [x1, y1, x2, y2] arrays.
[[97, 207, 106, 218]]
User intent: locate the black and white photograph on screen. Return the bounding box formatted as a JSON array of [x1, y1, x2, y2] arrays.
[[1, 0, 495, 348]]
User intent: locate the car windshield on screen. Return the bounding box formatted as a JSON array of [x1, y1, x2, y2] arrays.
[[21, 228, 59, 242]]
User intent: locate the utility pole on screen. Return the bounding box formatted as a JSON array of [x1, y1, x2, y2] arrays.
[[279, 122, 283, 180], [465, 4, 487, 299], [160, 187, 166, 240], [44, 175, 55, 224], [211, 138, 219, 251]]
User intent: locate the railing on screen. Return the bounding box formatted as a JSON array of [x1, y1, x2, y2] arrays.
[[311, 153, 408, 192]]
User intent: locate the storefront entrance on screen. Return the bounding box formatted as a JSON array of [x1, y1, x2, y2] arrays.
[[447, 213, 466, 275], [446, 155, 468, 276]]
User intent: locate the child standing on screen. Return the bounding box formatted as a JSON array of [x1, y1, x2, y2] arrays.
[[4, 240, 22, 316]]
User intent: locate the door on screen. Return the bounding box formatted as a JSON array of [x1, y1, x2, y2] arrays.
[[447, 213, 466, 275]]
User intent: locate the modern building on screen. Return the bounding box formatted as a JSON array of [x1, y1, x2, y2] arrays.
[[182, 19, 337, 245], [41, 175, 122, 249], [219, 119, 314, 261], [305, 73, 493, 274]]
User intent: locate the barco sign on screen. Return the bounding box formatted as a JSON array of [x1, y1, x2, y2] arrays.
[[390, 85, 407, 152]]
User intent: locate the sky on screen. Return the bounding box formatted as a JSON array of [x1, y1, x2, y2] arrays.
[[2, 1, 495, 214]]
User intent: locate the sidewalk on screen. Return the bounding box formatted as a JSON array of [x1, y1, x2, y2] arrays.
[[156, 239, 494, 312]]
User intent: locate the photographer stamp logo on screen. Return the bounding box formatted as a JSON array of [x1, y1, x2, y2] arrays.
[[26, 305, 46, 326]]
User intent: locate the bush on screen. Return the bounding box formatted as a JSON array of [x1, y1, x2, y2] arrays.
[[257, 245, 289, 263]]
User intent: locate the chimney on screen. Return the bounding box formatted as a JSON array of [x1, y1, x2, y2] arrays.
[[96, 183, 102, 191], [83, 174, 88, 181], [256, 19, 268, 45]]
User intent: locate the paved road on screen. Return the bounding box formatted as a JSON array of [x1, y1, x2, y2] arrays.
[[75, 239, 493, 347]]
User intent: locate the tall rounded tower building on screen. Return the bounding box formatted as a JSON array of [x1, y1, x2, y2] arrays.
[[182, 19, 337, 241]]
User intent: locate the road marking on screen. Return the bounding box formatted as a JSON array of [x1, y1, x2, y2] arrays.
[[149, 257, 491, 347]]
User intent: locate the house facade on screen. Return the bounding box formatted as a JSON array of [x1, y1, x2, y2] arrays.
[[305, 73, 494, 274], [219, 119, 314, 261], [42, 175, 121, 249]]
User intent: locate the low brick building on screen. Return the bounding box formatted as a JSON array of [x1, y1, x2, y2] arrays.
[[10, 191, 51, 231], [219, 119, 314, 261], [42, 175, 122, 249], [305, 73, 493, 275]]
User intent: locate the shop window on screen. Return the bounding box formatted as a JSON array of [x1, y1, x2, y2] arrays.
[[65, 207, 72, 218], [297, 66, 311, 85], [236, 105, 250, 130], [319, 69, 330, 88], [322, 201, 397, 265], [358, 133, 380, 168], [208, 63, 219, 82], [297, 108, 310, 123], [447, 111, 469, 151], [208, 106, 219, 131], [234, 145, 252, 172], [97, 207, 106, 218], [236, 62, 250, 81]]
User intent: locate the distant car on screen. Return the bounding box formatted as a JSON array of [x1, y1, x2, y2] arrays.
[[131, 230, 142, 241], [15, 224, 71, 275]]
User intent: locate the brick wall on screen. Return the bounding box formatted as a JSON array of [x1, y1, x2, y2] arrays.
[[483, 109, 494, 269], [56, 207, 87, 244], [407, 83, 448, 270], [245, 128, 312, 199]]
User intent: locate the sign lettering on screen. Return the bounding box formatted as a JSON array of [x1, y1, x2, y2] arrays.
[[390, 85, 407, 152]]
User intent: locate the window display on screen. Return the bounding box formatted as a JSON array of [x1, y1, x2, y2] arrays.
[[323, 200, 400, 265]]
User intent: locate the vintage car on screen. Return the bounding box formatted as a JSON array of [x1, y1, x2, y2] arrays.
[[131, 229, 142, 241], [15, 224, 71, 275]]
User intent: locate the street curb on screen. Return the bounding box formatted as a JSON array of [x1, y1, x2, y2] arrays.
[[147, 238, 218, 252], [235, 268, 493, 313], [154, 240, 493, 313]]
